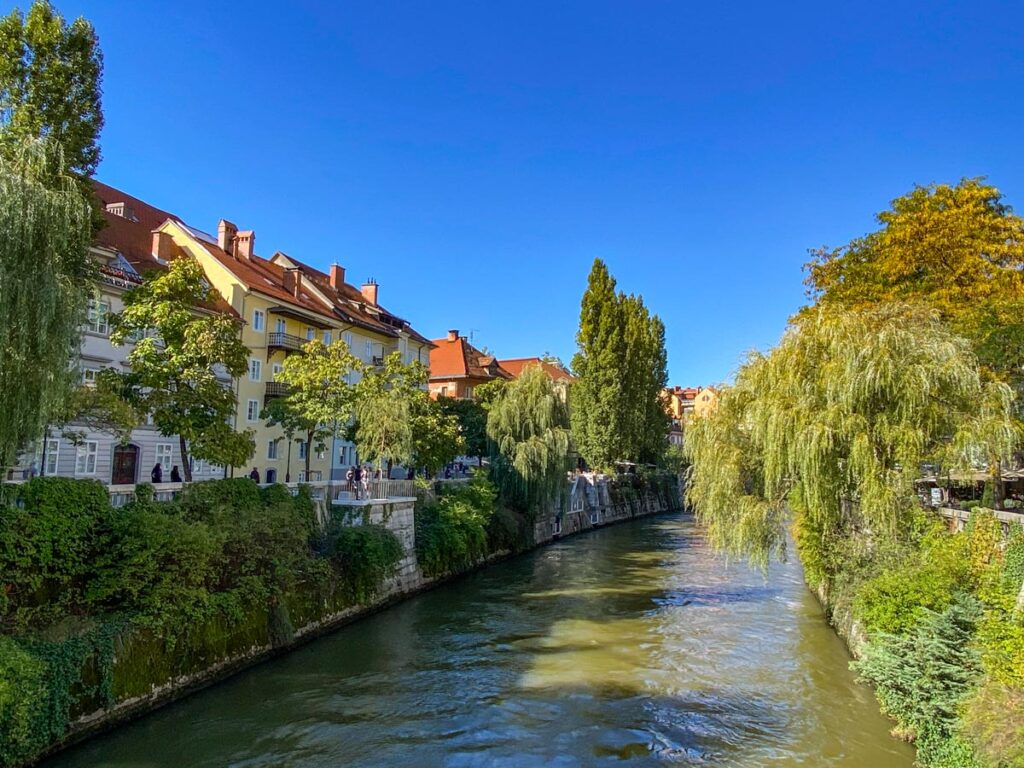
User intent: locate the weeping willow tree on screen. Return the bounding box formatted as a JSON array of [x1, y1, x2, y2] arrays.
[[487, 365, 572, 511], [0, 139, 93, 467], [684, 303, 1019, 569]]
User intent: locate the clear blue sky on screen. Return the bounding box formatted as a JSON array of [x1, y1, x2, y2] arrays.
[[61, 0, 1024, 385]]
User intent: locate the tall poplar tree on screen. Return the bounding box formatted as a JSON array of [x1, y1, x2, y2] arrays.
[[0, 0, 104, 178], [571, 259, 670, 470], [570, 259, 626, 470]]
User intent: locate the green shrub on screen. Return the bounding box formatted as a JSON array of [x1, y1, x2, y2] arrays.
[[179, 477, 261, 518], [0, 477, 111, 628], [486, 507, 532, 553], [853, 594, 982, 756], [963, 682, 1024, 768], [326, 524, 403, 604], [854, 525, 971, 635], [416, 477, 497, 577], [0, 636, 48, 767]]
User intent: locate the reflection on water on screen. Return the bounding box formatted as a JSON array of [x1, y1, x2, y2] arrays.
[[51, 513, 914, 767]]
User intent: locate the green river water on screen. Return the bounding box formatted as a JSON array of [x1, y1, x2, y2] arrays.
[[50, 513, 915, 767]]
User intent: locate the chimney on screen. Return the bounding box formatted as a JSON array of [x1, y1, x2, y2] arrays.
[[283, 267, 301, 298], [235, 230, 255, 260], [152, 230, 173, 262], [218, 219, 237, 253], [361, 278, 378, 306], [329, 263, 346, 290], [447, 329, 459, 342]]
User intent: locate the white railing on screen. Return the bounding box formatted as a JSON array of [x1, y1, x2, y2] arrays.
[[331, 478, 418, 504]]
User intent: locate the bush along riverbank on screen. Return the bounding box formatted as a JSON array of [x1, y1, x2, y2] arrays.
[[793, 489, 1024, 767], [0, 472, 681, 767]]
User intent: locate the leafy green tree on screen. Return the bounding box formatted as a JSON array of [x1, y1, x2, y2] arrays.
[[270, 338, 360, 480], [487, 365, 572, 510], [51, 369, 139, 447], [352, 353, 426, 475], [437, 396, 487, 465], [571, 259, 626, 470], [0, 138, 92, 468], [683, 304, 1019, 569], [110, 258, 254, 481], [0, 1, 103, 179], [805, 178, 1024, 390], [411, 396, 463, 476]]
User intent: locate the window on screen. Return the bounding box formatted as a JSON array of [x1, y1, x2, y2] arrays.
[[249, 358, 262, 382], [364, 340, 373, 360], [156, 443, 173, 474], [440, 385, 449, 397], [275, 318, 286, 334], [252, 309, 265, 331], [75, 441, 98, 476], [298, 441, 307, 460], [247, 399, 260, 422], [323, 330, 332, 345], [465, 385, 474, 399], [267, 440, 278, 460], [266, 468, 277, 483], [81, 368, 98, 387], [343, 331, 353, 349], [306, 327, 315, 341], [192, 458, 206, 475], [272, 363, 283, 380], [44, 438, 59, 475], [86, 299, 110, 335]]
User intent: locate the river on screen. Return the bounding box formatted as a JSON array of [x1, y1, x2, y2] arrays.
[[51, 512, 914, 767]]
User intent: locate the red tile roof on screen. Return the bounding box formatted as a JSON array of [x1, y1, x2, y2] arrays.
[[91, 181, 238, 318], [498, 357, 576, 383]]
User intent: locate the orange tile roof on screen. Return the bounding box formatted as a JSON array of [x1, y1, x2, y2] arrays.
[[429, 335, 512, 381], [498, 357, 576, 383]]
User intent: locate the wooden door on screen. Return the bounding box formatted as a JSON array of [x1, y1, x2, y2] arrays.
[[112, 444, 138, 485]]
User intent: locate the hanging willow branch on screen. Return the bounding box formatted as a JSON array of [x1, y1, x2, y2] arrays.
[[684, 303, 1020, 569], [0, 138, 93, 467], [487, 366, 572, 511]]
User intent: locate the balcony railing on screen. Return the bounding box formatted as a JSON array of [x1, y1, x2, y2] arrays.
[[265, 381, 291, 401], [267, 332, 305, 352], [332, 478, 418, 504]]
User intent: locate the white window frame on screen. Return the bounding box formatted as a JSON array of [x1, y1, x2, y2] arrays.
[[306, 326, 315, 341], [268, 440, 278, 460], [275, 318, 286, 334], [86, 299, 110, 336], [252, 309, 266, 331], [156, 443, 173, 474], [343, 331, 353, 349], [272, 363, 283, 380], [44, 438, 59, 475], [249, 358, 262, 382], [75, 440, 98, 476], [247, 399, 260, 422], [364, 340, 372, 360], [81, 368, 99, 387], [298, 441, 307, 460]]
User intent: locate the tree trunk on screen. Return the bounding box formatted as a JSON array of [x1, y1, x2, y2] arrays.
[[993, 461, 1006, 509], [180, 434, 192, 482], [305, 430, 313, 479]]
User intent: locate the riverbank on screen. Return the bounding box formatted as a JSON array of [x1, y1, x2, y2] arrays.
[[50, 512, 914, 768], [8, 473, 682, 767]]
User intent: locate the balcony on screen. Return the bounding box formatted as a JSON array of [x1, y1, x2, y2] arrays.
[[265, 381, 292, 402], [267, 332, 305, 353]]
